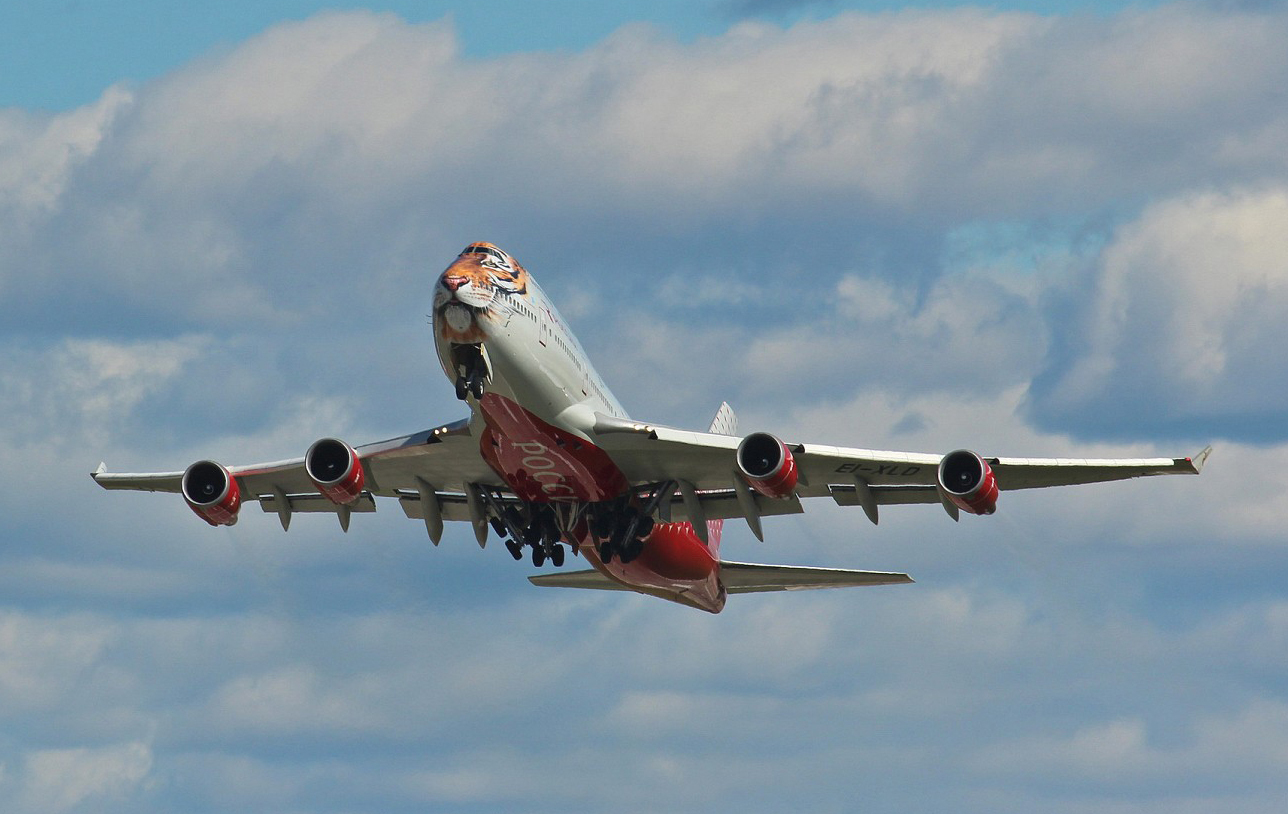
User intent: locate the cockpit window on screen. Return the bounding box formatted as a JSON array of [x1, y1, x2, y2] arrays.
[[461, 245, 506, 261]]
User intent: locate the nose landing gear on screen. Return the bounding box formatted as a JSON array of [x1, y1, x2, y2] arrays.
[[450, 344, 489, 401]]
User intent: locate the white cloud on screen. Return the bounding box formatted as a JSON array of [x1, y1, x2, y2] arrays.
[[1031, 187, 1288, 438], [0, 613, 114, 715], [8, 741, 152, 814], [0, 86, 130, 219]]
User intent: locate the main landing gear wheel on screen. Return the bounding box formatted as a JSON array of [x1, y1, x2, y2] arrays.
[[532, 545, 546, 567], [454, 376, 468, 400], [550, 544, 565, 568], [505, 539, 524, 560], [591, 502, 658, 566], [619, 537, 644, 565]]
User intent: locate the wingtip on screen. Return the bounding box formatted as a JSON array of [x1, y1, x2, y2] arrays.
[[91, 462, 106, 481], [1188, 445, 1213, 474]]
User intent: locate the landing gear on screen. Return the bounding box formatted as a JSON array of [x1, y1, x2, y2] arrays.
[[450, 344, 489, 402], [588, 482, 673, 567], [593, 504, 648, 565], [479, 485, 673, 571], [478, 493, 570, 570]]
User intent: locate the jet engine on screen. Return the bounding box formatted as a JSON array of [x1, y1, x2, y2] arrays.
[[306, 438, 366, 505], [937, 449, 999, 515], [182, 460, 242, 526], [736, 432, 800, 499]]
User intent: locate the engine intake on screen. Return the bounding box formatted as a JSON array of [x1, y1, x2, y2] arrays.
[[182, 460, 242, 526], [937, 449, 999, 515], [736, 432, 799, 499], [306, 438, 366, 505]]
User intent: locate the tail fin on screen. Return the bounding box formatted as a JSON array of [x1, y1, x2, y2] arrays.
[[709, 401, 737, 437], [703, 403, 737, 552]]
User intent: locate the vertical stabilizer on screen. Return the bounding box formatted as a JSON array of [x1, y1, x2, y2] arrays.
[[709, 402, 737, 436], [704, 403, 737, 552]]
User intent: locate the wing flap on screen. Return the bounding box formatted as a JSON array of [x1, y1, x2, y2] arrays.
[[258, 493, 378, 514], [398, 491, 519, 523], [828, 483, 940, 507], [664, 489, 804, 523]]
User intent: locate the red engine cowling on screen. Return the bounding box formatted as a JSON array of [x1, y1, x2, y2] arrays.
[[182, 460, 242, 526], [937, 449, 999, 515], [305, 438, 365, 505], [736, 432, 799, 499]]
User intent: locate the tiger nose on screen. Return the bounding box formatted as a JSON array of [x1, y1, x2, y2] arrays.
[[441, 274, 466, 292]]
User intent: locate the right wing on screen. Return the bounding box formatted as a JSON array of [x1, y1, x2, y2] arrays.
[[93, 417, 507, 539]]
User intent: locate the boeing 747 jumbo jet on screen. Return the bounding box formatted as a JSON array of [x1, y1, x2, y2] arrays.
[[94, 243, 1211, 612]]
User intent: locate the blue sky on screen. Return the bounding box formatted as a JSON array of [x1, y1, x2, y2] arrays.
[[3, 2, 1288, 812]]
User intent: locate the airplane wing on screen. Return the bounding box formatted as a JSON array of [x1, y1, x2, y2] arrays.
[[94, 406, 1210, 537], [92, 417, 509, 540], [529, 561, 913, 593], [591, 413, 1211, 524]]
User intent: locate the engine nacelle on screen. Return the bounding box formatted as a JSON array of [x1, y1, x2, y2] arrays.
[[182, 460, 242, 526], [937, 449, 999, 515], [736, 432, 799, 499], [305, 438, 365, 505]]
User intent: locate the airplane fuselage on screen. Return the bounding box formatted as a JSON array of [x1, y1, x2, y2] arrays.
[[432, 243, 726, 611]]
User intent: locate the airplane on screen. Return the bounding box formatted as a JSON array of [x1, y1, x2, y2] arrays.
[[93, 242, 1212, 613]]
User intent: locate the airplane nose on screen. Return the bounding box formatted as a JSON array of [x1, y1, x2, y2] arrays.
[[441, 275, 466, 292]]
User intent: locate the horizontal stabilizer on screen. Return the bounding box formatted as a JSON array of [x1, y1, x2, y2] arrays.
[[528, 561, 912, 594], [719, 561, 913, 593]]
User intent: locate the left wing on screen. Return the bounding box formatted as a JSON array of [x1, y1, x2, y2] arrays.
[[591, 414, 1210, 525]]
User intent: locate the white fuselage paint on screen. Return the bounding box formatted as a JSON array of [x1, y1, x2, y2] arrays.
[[433, 269, 628, 434]]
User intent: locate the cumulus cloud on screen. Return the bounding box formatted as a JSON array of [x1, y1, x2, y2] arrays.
[[0, 86, 130, 221], [1030, 187, 1288, 440]]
